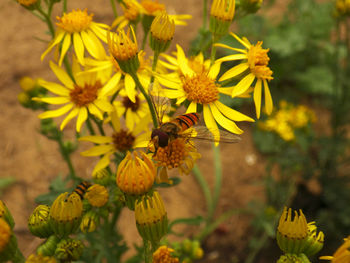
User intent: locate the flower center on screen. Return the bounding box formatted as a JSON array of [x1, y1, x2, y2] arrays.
[[112, 130, 135, 151], [182, 73, 219, 104], [154, 138, 188, 169], [122, 96, 140, 111], [56, 9, 93, 33], [69, 81, 102, 107], [247, 41, 273, 80], [141, 0, 165, 15]]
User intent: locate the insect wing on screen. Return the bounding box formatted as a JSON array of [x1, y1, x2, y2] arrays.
[[148, 83, 171, 124], [181, 126, 241, 144]]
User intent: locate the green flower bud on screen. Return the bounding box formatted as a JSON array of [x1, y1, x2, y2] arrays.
[[150, 11, 175, 53], [80, 211, 99, 233], [28, 205, 53, 238], [54, 238, 84, 262], [0, 200, 15, 229], [37, 235, 59, 256]]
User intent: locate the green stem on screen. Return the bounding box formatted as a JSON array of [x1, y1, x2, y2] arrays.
[[63, 0, 67, 13], [150, 51, 160, 85], [57, 133, 78, 181], [210, 34, 220, 65], [91, 115, 106, 136], [143, 240, 153, 263], [192, 165, 213, 222], [244, 233, 269, 263], [203, 0, 208, 30], [142, 30, 150, 50], [110, 0, 118, 18], [130, 72, 158, 128], [86, 118, 96, 135], [209, 144, 222, 222], [37, 7, 55, 37]]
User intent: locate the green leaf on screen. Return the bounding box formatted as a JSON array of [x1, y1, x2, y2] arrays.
[[35, 174, 70, 205]]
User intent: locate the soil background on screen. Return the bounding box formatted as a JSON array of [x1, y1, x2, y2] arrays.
[[0, 0, 279, 262]]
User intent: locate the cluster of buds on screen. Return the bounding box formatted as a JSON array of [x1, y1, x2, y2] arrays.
[[276, 207, 324, 262], [173, 239, 204, 263]]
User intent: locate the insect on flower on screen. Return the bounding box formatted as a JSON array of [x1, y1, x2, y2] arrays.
[[72, 181, 92, 200], [149, 92, 241, 155]]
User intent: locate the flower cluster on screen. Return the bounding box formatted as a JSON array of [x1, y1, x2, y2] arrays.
[[258, 101, 316, 141]]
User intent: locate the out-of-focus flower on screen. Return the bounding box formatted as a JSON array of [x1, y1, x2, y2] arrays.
[[17, 0, 37, 7], [0, 218, 19, 262], [49, 192, 83, 237], [117, 151, 156, 195], [84, 184, 109, 207], [41, 9, 108, 66], [54, 238, 84, 262], [334, 0, 350, 17], [28, 205, 53, 238], [79, 110, 150, 175], [80, 211, 99, 233], [153, 245, 179, 263], [277, 207, 308, 254], [0, 218, 11, 253], [210, 0, 235, 36], [320, 236, 350, 262], [153, 138, 201, 183], [135, 191, 167, 244], [216, 33, 273, 118], [33, 60, 113, 132], [0, 200, 14, 229], [150, 11, 175, 53], [154, 45, 254, 140], [240, 0, 263, 14], [26, 253, 57, 263]]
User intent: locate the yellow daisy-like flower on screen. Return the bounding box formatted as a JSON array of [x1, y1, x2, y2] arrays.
[[155, 45, 254, 141], [216, 32, 274, 119], [79, 111, 151, 175], [111, 0, 144, 29], [141, 0, 192, 26], [41, 9, 108, 66], [152, 245, 179, 263], [113, 91, 150, 131], [320, 236, 350, 262], [34, 61, 113, 132]]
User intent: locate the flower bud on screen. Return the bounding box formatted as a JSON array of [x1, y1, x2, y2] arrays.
[[277, 207, 308, 254], [135, 191, 167, 244], [277, 253, 310, 263], [49, 192, 83, 237], [108, 27, 140, 75], [93, 168, 111, 186], [37, 235, 59, 257], [150, 11, 175, 53], [0, 218, 19, 262], [28, 205, 53, 238], [84, 184, 109, 207], [17, 0, 39, 10], [0, 200, 15, 229], [80, 211, 99, 233], [153, 245, 179, 263], [303, 222, 324, 256], [240, 0, 263, 14], [210, 0, 235, 37], [19, 76, 36, 92], [117, 151, 156, 196], [54, 238, 84, 262], [26, 253, 57, 263]]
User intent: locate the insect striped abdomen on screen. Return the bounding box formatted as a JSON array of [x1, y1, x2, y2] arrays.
[[175, 113, 200, 132]]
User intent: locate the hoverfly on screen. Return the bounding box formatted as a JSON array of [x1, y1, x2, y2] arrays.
[[149, 91, 241, 155]]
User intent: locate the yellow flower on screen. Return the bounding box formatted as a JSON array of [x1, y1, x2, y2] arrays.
[[153, 246, 179, 263], [85, 184, 109, 207], [320, 236, 350, 262], [26, 254, 57, 263], [150, 11, 175, 53], [79, 111, 151, 175], [210, 0, 235, 22], [154, 45, 254, 141], [141, 0, 192, 25], [116, 150, 156, 195], [17, 0, 37, 7], [111, 0, 144, 29], [0, 218, 11, 253], [34, 61, 113, 132], [153, 138, 201, 183], [216, 33, 273, 118], [41, 9, 108, 66]]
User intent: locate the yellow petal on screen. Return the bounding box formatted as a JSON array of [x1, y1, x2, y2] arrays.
[[79, 135, 113, 144], [253, 79, 262, 119], [33, 97, 70, 104], [49, 61, 74, 89], [90, 23, 108, 43], [176, 44, 194, 77], [73, 32, 85, 66], [60, 107, 79, 130], [203, 104, 220, 146], [81, 144, 114, 156], [124, 74, 136, 102], [76, 107, 88, 132], [230, 33, 251, 49], [210, 103, 243, 134], [111, 110, 121, 131], [214, 43, 247, 54], [125, 110, 135, 131], [163, 89, 184, 99], [81, 30, 105, 59], [186, 101, 197, 113], [38, 104, 73, 119], [154, 73, 182, 89], [100, 72, 122, 97], [231, 73, 255, 97], [58, 33, 72, 66], [38, 80, 70, 96], [94, 99, 113, 112], [214, 101, 254, 122], [216, 54, 247, 63], [92, 152, 113, 175], [263, 79, 273, 115], [208, 62, 221, 80], [134, 132, 151, 148], [41, 31, 65, 61], [219, 63, 249, 82], [88, 103, 103, 120]]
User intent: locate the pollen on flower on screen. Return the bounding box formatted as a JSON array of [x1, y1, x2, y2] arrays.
[[112, 129, 135, 151], [69, 81, 102, 107], [182, 73, 219, 104], [153, 138, 201, 174], [56, 9, 93, 33], [152, 246, 179, 263], [122, 96, 140, 111], [247, 41, 273, 80]]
